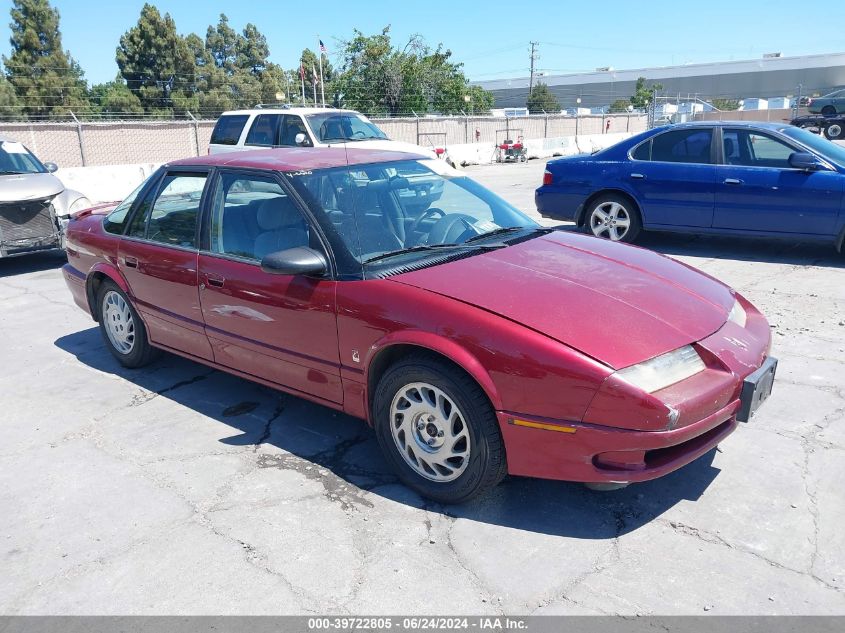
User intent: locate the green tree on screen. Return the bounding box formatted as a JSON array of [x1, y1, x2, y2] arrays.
[[526, 83, 561, 114], [609, 98, 631, 113], [630, 76, 663, 109], [294, 47, 334, 106], [89, 76, 144, 117], [711, 98, 740, 111], [0, 73, 23, 119], [2, 0, 90, 119], [116, 4, 197, 116], [333, 27, 492, 116]]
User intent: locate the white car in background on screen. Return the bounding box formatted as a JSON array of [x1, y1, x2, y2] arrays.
[[208, 107, 442, 159], [0, 138, 91, 258]]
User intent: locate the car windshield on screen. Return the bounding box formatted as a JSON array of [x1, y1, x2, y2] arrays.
[[0, 141, 47, 174], [285, 159, 540, 268], [780, 126, 845, 166], [304, 112, 389, 142]]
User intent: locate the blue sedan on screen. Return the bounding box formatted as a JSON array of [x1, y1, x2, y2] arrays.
[[535, 121, 845, 250]]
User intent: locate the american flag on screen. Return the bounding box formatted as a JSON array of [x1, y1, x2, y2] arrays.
[[319, 39, 327, 53]]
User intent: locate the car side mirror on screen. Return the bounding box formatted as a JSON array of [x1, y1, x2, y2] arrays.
[[260, 247, 327, 277], [295, 133, 311, 147], [788, 152, 826, 171], [44, 162, 58, 173]]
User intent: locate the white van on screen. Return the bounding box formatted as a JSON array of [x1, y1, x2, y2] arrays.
[[208, 107, 439, 159]]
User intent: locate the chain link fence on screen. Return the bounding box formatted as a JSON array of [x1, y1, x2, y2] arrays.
[[0, 113, 647, 168]]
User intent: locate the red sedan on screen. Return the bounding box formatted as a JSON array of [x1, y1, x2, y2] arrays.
[[62, 148, 776, 503]]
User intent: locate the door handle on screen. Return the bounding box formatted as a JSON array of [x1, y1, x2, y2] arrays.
[[205, 274, 225, 288], [723, 178, 743, 185], [124, 256, 138, 268], [630, 173, 645, 179]]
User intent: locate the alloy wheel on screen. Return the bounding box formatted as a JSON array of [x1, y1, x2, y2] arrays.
[[590, 201, 631, 241], [389, 382, 471, 482], [102, 290, 136, 355]]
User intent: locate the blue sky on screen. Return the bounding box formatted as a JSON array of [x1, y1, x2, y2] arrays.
[[0, 0, 842, 85]]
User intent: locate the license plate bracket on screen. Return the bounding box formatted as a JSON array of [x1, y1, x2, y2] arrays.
[[737, 356, 778, 423]]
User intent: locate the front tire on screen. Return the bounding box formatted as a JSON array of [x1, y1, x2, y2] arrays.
[[373, 355, 507, 503], [97, 280, 158, 368], [585, 194, 642, 243]]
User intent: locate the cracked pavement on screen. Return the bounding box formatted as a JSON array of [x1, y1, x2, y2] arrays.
[[1, 160, 844, 615]]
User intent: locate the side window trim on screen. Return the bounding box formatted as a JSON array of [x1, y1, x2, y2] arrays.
[[123, 167, 212, 251]]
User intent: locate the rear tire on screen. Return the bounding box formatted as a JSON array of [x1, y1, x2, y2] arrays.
[[373, 354, 507, 503], [97, 280, 159, 368], [822, 105, 837, 116], [824, 123, 844, 140], [585, 194, 642, 243]]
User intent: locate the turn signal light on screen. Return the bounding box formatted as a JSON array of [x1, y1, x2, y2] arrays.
[[542, 170, 553, 185]]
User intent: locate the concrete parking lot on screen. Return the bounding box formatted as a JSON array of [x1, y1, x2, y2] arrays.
[[1, 159, 844, 615]]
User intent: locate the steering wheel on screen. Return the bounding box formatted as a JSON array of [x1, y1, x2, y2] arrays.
[[410, 207, 446, 234], [427, 213, 476, 245]]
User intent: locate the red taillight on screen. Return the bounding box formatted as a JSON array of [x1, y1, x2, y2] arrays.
[[542, 170, 553, 186], [434, 147, 445, 156]]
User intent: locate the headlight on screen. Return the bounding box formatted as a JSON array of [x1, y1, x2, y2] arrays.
[[68, 197, 92, 215], [616, 345, 706, 394], [727, 299, 747, 328]]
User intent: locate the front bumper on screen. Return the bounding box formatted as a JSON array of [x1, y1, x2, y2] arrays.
[[498, 400, 738, 484]]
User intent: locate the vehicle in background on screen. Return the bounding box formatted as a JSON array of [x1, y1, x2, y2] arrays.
[[791, 113, 845, 140], [208, 107, 442, 159], [0, 138, 91, 259], [535, 121, 845, 250], [807, 89, 845, 116], [61, 147, 775, 503]]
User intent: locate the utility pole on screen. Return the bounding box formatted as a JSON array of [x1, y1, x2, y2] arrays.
[[528, 41, 539, 95]]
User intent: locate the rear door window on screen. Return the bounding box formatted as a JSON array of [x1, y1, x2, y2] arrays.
[[129, 173, 207, 248], [210, 115, 249, 145], [245, 114, 282, 147], [650, 129, 713, 164]]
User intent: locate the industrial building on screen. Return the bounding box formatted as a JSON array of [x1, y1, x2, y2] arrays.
[[474, 52, 845, 110]]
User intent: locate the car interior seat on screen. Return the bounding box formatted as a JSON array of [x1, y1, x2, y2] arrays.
[[253, 196, 309, 259]]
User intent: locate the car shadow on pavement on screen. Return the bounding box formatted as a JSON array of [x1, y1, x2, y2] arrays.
[[55, 327, 722, 540], [554, 225, 845, 268], [0, 250, 67, 278]]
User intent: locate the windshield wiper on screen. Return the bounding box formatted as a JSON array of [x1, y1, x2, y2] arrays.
[[0, 170, 27, 175], [363, 243, 502, 265], [464, 226, 554, 244]]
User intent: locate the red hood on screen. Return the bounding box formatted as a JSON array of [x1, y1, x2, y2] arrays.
[[391, 231, 734, 369]]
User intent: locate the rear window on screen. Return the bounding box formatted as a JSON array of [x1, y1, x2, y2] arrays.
[[210, 115, 249, 145]]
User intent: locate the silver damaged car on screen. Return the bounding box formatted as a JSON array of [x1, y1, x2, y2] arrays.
[[1, 137, 91, 258]]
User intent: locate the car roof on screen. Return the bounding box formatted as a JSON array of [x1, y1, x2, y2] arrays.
[[168, 147, 428, 171], [219, 107, 361, 116], [658, 120, 791, 131]]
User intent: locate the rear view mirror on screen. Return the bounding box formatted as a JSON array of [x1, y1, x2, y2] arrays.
[[44, 162, 58, 173], [295, 133, 311, 147], [260, 247, 327, 277], [788, 152, 827, 171]]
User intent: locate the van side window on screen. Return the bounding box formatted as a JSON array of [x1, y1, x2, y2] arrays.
[[245, 115, 282, 147], [210, 115, 249, 145]]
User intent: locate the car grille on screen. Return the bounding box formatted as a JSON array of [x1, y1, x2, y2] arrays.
[[0, 198, 57, 248]]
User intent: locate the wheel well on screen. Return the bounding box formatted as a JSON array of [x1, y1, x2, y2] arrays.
[[578, 190, 641, 227], [86, 272, 108, 321], [366, 344, 490, 421]]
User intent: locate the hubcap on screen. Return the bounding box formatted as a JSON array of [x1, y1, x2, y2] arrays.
[[102, 290, 136, 355], [389, 382, 471, 482], [828, 124, 842, 138], [590, 201, 631, 241]]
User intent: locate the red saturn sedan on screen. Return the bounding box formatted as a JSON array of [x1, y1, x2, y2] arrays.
[[62, 148, 777, 503]]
